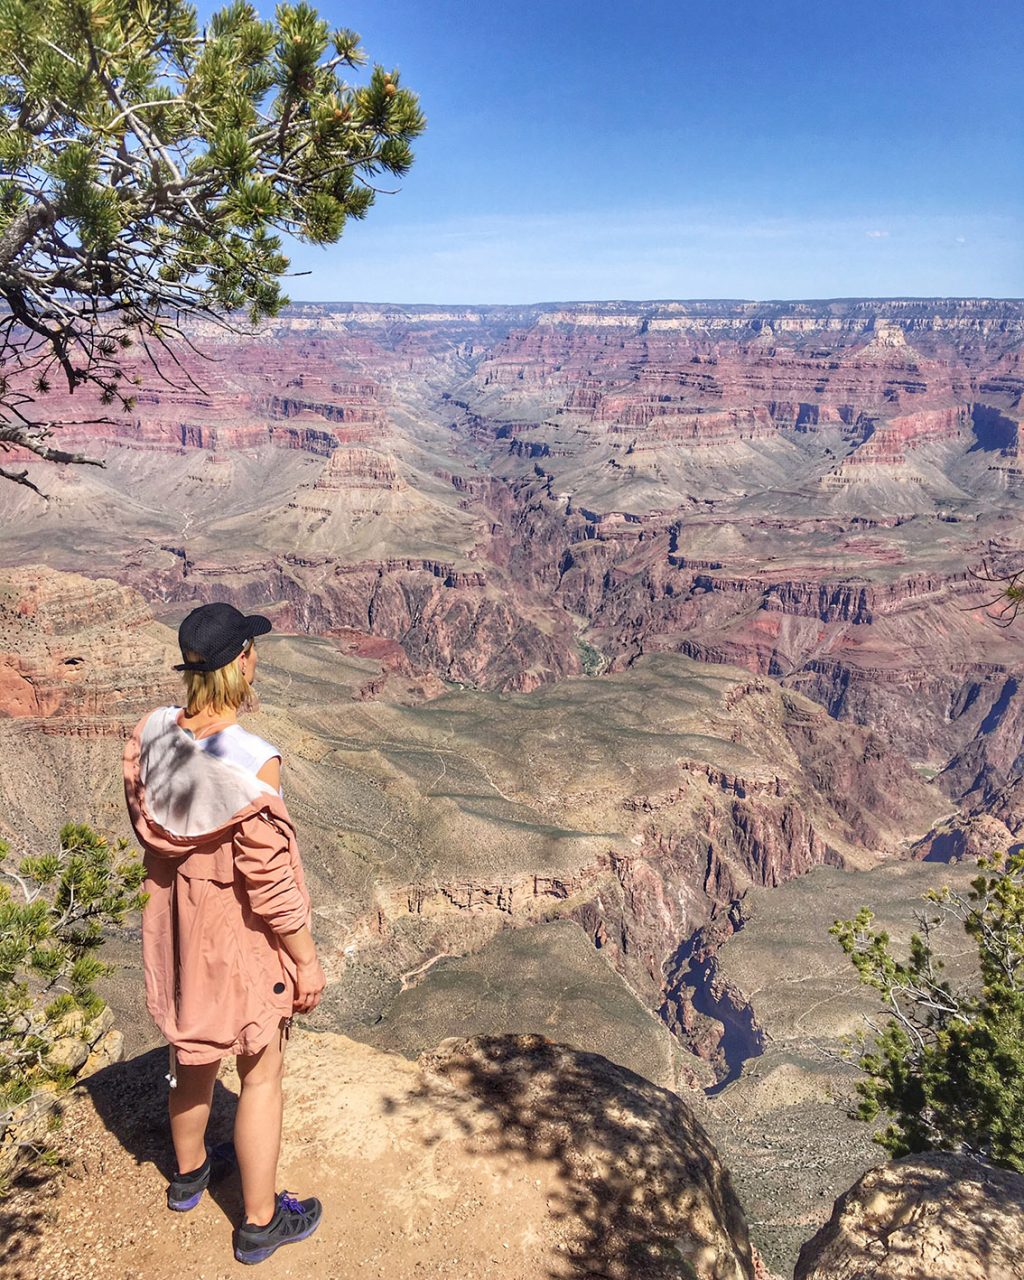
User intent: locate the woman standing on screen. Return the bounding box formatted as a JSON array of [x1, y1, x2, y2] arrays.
[[123, 601, 326, 1265]]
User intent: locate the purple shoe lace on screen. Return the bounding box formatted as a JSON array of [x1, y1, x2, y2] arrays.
[[279, 1192, 309, 1216]]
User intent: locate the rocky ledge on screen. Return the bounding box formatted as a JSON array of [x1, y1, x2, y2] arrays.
[[4, 1030, 756, 1280], [796, 1151, 1024, 1280], [6, 1026, 1020, 1280]]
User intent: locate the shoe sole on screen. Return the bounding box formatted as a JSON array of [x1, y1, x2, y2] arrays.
[[234, 1213, 322, 1264], [168, 1188, 206, 1212]]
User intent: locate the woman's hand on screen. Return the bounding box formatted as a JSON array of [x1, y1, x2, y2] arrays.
[[277, 924, 324, 1013], [293, 955, 326, 1014]]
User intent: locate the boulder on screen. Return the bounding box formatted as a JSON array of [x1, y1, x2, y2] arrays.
[[420, 1032, 755, 1280], [795, 1150, 1024, 1280], [47, 1035, 90, 1073], [83, 1004, 116, 1045], [82, 1029, 125, 1078]]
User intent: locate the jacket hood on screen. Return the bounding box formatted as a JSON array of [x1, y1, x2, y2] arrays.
[[124, 707, 288, 856]]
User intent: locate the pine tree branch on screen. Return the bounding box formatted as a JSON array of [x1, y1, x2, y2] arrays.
[[0, 425, 107, 468], [0, 201, 57, 271], [0, 0, 423, 492]]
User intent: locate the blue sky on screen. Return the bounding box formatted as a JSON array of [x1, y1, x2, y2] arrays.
[[269, 0, 1023, 302]]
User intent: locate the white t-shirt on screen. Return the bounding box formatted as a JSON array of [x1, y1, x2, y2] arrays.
[[173, 708, 283, 796]]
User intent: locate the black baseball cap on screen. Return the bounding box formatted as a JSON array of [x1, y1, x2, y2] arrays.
[[173, 602, 272, 673]]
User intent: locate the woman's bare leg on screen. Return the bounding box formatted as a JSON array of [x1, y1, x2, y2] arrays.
[[169, 1059, 220, 1175], [235, 1026, 285, 1226]]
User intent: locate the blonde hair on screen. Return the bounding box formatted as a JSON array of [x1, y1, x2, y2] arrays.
[[181, 645, 256, 716]]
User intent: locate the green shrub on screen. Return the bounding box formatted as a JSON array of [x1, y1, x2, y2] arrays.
[[832, 851, 1024, 1172], [0, 824, 146, 1127]]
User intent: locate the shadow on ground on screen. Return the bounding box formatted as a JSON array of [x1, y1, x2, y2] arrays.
[[81, 1048, 243, 1224], [1, 1165, 59, 1280]]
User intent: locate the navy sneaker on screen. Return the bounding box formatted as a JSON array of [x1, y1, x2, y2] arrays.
[[166, 1141, 236, 1211], [234, 1191, 323, 1264]]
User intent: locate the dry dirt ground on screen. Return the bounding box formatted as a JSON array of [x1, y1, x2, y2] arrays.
[[1, 1032, 574, 1280]]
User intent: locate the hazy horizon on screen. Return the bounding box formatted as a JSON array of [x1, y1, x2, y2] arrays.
[[202, 0, 1024, 304], [279, 294, 1024, 308]]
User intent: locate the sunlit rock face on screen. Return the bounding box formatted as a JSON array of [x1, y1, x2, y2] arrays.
[[795, 1152, 1024, 1280]]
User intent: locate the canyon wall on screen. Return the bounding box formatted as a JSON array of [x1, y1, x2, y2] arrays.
[[0, 569, 944, 1099], [2, 298, 1020, 837], [2, 297, 1020, 1278]]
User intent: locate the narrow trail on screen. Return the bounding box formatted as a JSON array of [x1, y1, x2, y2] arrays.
[[400, 950, 458, 991]]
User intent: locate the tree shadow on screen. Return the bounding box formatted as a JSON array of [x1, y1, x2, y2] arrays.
[[0, 1164, 61, 1280], [404, 1033, 755, 1280], [80, 1047, 242, 1224]]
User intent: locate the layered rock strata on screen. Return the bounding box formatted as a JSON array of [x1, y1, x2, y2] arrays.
[[2, 299, 1019, 802], [0, 569, 178, 735]]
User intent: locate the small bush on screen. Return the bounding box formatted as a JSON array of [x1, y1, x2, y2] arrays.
[[832, 850, 1024, 1172], [0, 824, 146, 1133]]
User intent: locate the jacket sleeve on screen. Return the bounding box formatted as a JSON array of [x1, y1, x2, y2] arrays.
[[231, 811, 308, 934]]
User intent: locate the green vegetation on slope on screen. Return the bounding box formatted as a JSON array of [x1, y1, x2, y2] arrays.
[[833, 850, 1024, 1172]]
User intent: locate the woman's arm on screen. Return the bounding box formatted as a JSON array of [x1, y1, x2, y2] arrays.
[[232, 806, 325, 1014], [256, 755, 281, 793]]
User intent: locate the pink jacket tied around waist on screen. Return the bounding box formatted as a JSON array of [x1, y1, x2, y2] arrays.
[[124, 706, 312, 1065]]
